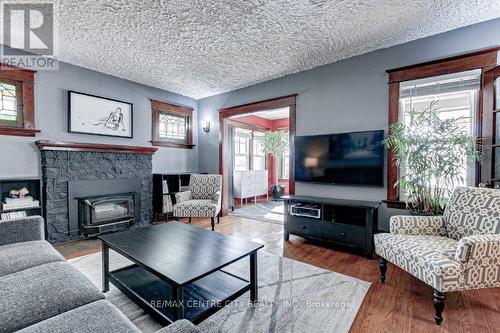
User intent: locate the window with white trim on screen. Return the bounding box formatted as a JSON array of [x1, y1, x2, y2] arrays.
[[234, 128, 251, 171], [252, 131, 266, 170], [398, 70, 480, 198], [278, 130, 290, 179]]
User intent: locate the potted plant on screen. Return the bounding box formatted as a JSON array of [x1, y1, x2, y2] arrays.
[[382, 101, 481, 215], [262, 130, 289, 200]]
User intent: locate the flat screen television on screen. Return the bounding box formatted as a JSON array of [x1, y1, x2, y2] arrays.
[[295, 130, 384, 186]]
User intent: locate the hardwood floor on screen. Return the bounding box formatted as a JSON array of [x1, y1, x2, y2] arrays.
[[55, 216, 500, 333]]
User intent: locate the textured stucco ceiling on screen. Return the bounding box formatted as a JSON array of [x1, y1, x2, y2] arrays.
[[56, 0, 500, 99]]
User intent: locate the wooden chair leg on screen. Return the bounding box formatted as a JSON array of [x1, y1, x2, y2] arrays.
[[379, 257, 387, 283], [188, 217, 191, 224], [210, 217, 215, 231], [217, 215, 220, 224], [433, 289, 445, 325]]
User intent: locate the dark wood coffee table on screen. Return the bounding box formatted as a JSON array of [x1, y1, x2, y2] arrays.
[[98, 222, 263, 324]]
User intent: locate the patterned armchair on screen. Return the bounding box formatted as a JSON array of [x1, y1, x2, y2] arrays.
[[173, 174, 222, 231], [374, 187, 500, 325]]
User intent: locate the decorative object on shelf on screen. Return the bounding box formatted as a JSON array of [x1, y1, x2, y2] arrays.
[[9, 187, 29, 198], [382, 101, 481, 215], [68, 90, 133, 138], [262, 130, 289, 200], [202, 120, 211, 132]]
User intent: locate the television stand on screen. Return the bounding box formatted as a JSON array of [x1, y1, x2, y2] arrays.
[[283, 195, 380, 258]]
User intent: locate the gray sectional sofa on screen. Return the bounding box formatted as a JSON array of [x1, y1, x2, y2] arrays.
[[0, 216, 200, 333]]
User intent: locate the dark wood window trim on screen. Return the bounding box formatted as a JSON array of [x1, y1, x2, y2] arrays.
[[0, 63, 39, 137], [482, 65, 500, 186], [385, 46, 500, 206], [219, 94, 297, 216], [150, 99, 195, 149]]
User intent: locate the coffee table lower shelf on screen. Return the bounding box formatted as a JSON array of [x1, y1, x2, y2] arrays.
[[108, 264, 250, 324]]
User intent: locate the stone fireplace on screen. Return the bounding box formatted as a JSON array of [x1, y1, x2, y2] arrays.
[[36, 140, 157, 243]]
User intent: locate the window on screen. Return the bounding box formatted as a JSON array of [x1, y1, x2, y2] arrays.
[[233, 128, 267, 171], [234, 128, 251, 171], [278, 130, 290, 179], [0, 81, 18, 125], [252, 131, 266, 170], [151, 100, 193, 148], [386, 47, 499, 203], [398, 70, 480, 198], [0, 64, 37, 137], [159, 113, 187, 141]]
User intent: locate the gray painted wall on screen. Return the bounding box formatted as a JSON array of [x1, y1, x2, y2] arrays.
[[197, 18, 500, 230], [0, 61, 198, 177]]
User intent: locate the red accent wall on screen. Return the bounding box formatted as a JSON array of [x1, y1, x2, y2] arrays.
[[231, 115, 290, 198]]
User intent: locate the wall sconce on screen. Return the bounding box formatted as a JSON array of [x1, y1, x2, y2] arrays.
[[202, 120, 210, 133]]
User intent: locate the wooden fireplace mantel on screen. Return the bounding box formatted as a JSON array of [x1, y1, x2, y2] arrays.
[[35, 140, 158, 155]]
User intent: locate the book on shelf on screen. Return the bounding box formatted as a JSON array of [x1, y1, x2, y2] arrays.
[[1, 210, 27, 220], [162, 194, 173, 214], [4, 196, 35, 204], [163, 180, 169, 194], [2, 199, 40, 211]]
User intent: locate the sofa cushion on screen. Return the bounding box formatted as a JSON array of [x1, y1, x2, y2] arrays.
[[0, 216, 44, 246], [0, 261, 104, 332], [174, 199, 218, 217], [17, 300, 140, 333], [0, 240, 65, 277], [374, 233, 463, 292], [444, 186, 500, 240]]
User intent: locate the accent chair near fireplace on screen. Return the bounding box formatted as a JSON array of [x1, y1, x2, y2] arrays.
[[173, 174, 223, 231]]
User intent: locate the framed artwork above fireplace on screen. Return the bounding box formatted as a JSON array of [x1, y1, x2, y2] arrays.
[[68, 90, 133, 138]]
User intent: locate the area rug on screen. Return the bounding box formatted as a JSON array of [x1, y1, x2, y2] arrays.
[[229, 201, 285, 225], [69, 250, 370, 333]]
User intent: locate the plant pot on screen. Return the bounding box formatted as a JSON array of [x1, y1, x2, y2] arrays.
[[271, 184, 285, 201]]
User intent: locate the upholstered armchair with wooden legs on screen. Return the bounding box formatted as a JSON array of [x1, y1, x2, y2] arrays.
[[374, 186, 500, 325], [173, 174, 222, 231]]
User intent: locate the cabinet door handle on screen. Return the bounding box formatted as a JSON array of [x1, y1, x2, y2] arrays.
[[300, 225, 306, 229], [340, 232, 346, 236]]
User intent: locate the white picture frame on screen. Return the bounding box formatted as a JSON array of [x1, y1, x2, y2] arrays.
[[68, 91, 133, 138]]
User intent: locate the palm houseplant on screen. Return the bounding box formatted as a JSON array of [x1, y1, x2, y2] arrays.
[[262, 130, 289, 200], [382, 101, 481, 215]]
